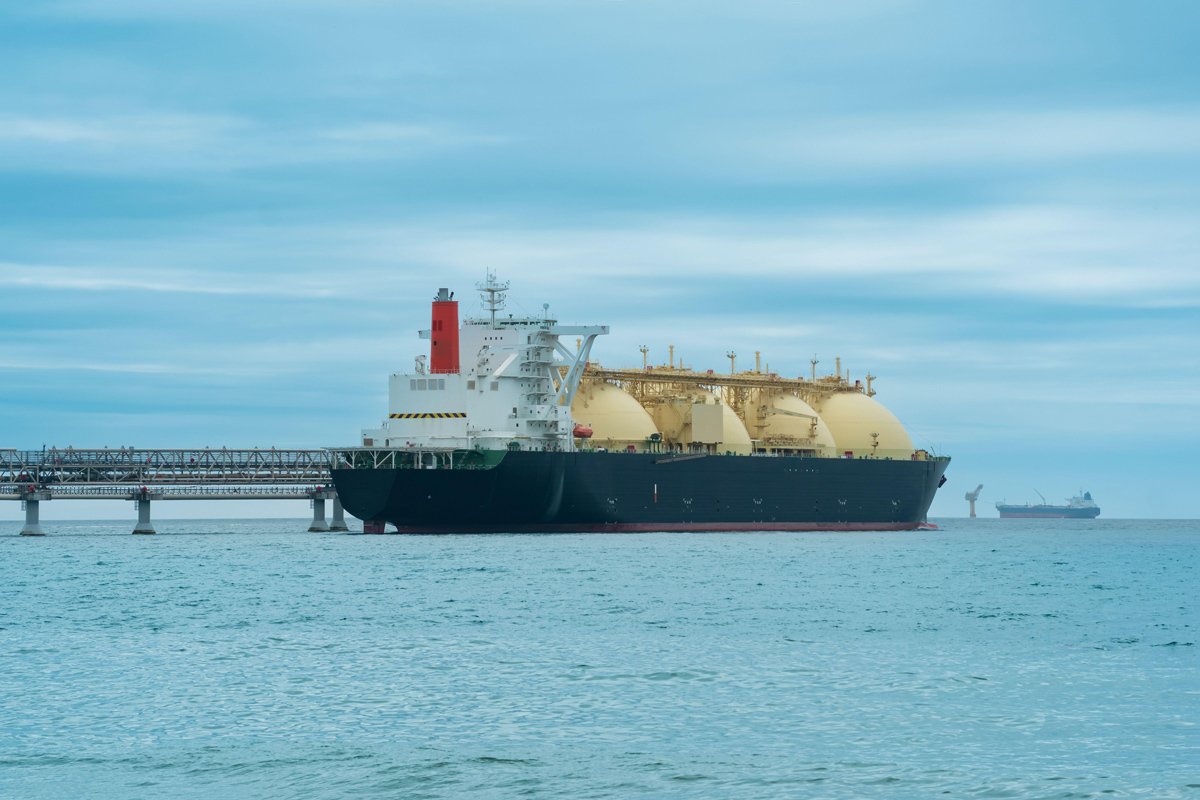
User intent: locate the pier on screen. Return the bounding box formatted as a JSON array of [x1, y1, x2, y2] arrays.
[[1, 448, 347, 535]]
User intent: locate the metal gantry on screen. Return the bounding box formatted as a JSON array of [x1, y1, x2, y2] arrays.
[[1, 447, 332, 486], [579, 364, 863, 443], [582, 364, 856, 409], [0, 448, 344, 536]]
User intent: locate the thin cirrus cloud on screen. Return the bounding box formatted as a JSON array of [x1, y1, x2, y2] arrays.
[[385, 207, 1200, 306], [0, 113, 506, 173], [0, 113, 244, 146], [0, 334, 403, 379], [0, 357, 219, 376], [7, 106, 1197, 181], [5, 201, 1196, 312], [703, 107, 1200, 174], [0, 264, 337, 298], [32, 0, 415, 18]]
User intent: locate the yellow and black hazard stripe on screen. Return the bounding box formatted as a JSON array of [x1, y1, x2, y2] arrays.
[[388, 412, 467, 419]]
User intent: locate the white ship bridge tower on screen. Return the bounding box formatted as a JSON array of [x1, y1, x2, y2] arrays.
[[362, 274, 608, 452]]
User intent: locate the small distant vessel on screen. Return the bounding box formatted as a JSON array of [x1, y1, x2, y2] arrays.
[[996, 491, 1100, 519]]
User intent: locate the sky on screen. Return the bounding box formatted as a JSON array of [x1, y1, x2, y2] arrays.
[[2, 0, 1198, 521]]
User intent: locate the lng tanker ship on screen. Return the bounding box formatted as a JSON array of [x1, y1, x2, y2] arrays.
[[329, 275, 949, 532]]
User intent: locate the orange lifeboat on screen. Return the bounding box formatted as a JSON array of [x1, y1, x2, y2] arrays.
[[572, 423, 593, 439]]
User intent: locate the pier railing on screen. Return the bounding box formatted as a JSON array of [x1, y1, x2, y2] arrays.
[[0, 448, 332, 487], [0, 484, 325, 500], [1, 448, 347, 535]]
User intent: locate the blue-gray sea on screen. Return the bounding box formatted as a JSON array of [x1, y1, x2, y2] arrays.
[[1, 519, 1196, 799]]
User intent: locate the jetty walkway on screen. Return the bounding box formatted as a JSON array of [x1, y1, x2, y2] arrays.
[[1, 448, 344, 536]]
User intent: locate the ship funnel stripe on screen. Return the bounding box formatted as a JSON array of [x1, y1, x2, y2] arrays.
[[388, 412, 467, 419]]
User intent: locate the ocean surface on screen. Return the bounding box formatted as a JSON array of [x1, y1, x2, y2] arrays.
[[1, 518, 1196, 799]]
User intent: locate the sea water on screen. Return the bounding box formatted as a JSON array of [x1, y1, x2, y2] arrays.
[[0, 519, 1196, 799]]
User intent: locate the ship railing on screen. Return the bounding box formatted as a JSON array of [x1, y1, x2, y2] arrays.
[[333, 449, 417, 471], [328, 446, 493, 471]]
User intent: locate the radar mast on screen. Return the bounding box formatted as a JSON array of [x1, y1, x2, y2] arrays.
[[477, 271, 510, 329]]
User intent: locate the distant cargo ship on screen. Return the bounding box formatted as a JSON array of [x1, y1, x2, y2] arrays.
[[996, 491, 1100, 519]]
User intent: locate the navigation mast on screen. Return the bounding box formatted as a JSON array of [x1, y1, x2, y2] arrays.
[[477, 271, 510, 329]]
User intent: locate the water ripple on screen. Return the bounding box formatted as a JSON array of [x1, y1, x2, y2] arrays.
[[0, 518, 1197, 798]]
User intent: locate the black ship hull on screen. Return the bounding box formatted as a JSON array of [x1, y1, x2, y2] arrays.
[[332, 451, 950, 533]]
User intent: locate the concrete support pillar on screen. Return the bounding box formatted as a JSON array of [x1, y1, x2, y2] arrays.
[[132, 497, 157, 535], [20, 497, 46, 536], [308, 496, 330, 532], [329, 495, 349, 532]]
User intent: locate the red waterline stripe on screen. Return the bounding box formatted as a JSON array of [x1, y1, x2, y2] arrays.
[[372, 521, 921, 534]]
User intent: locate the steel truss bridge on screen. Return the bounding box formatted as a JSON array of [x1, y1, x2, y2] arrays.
[[1, 448, 331, 486], [1, 448, 345, 536]]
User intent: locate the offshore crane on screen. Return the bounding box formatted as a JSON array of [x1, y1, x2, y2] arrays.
[[965, 484, 984, 518]]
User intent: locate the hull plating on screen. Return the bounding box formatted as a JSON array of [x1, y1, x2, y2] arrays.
[[332, 451, 949, 533]]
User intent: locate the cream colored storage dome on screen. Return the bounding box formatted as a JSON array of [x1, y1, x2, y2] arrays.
[[651, 391, 752, 455], [813, 392, 914, 457], [762, 393, 836, 456], [571, 381, 659, 449]]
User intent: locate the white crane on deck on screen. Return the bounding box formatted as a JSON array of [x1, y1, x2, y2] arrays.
[[965, 484, 984, 518]]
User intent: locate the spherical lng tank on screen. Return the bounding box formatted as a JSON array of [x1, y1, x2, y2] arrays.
[[570, 381, 659, 451], [812, 392, 914, 458]]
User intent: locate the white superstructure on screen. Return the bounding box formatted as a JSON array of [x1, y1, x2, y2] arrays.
[[362, 275, 608, 452]]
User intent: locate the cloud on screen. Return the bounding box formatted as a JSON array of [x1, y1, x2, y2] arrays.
[[0, 265, 337, 298], [705, 107, 1200, 175], [0, 358, 207, 376], [0, 113, 505, 174], [0, 333, 401, 379], [0, 113, 245, 147], [32, 0, 906, 20], [318, 123, 504, 147], [27, 0, 409, 20], [373, 206, 1200, 307], [7, 200, 1197, 311]]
